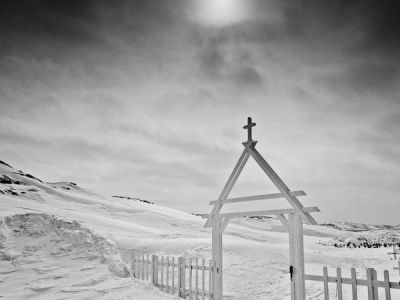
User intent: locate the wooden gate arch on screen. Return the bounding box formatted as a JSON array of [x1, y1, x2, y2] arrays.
[[204, 117, 320, 300]]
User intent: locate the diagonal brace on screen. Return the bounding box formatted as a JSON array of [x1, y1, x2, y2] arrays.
[[204, 148, 250, 228], [243, 141, 317, 225]]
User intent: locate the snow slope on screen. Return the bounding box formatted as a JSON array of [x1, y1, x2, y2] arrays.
[[0, 161, 399, 299]]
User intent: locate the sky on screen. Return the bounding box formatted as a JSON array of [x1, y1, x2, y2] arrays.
[[0, 0, 399, 224]]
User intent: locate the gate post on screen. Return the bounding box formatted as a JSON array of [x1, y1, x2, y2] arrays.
[[212, 217, 223, 300], [289, 213, 305, 300]]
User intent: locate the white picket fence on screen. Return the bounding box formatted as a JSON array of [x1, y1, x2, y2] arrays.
[[305, 266, 400, 299], [131, 253, 213, 299]]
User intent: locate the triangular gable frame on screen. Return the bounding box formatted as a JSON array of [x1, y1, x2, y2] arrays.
[[205, 117, 320, 300], [205, 141, 317, 229]]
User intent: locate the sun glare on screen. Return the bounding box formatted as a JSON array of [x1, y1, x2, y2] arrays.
[[191, 0, 252, 27]]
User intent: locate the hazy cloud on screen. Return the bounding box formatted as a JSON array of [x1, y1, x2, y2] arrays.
[[234, 66, 263, 87], [319, 62, 399, 95], [198, 39, 227, 78]]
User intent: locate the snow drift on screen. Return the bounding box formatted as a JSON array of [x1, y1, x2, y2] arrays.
[[0, 213, 129, 277]]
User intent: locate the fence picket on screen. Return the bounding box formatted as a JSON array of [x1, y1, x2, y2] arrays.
[[202, 258, 205, 300], [132, 254, 134, 278], [336, 267, 343, 300], [144, 254, 146, 280], [152, 255, 158, 287], [137, 254, 140, 279], [384, 270, 391, 300], [323, 266, 329, 300], [196, 258, 199, 299], [372, 269, 379, 300], [146, 254, 149, 281], [367, 268, 375, 300], [161, 256, 164, 291], [137, 254, 141, 279], [179, 257, 186, 297], [131, 251, 135, 277], [142, 253, 145, 280], [351, 268, 358, 300], [133, 254, 138, 278], [133, 254, 136, 278], [138, 254, 141, 279], [189, 258, 193, 298], [172, 257, 175, 295], [167, 256, 170, 294], [209, 259, 212, 299], [178, 257, 182, 296]]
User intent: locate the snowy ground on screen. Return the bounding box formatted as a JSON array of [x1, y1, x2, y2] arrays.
[[0, 161, 399, 299]]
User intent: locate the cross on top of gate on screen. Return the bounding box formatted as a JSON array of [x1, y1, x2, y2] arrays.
[[243, 117, 256, 141]]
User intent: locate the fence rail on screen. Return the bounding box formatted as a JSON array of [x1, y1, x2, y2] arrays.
[[305, 266, 400, 300], [131, 253, 213, 299]]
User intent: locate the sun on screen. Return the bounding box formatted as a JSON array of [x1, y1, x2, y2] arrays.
[[190, 0, 252, 27]]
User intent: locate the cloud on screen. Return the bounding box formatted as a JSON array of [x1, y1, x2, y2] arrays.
[[358, 112, 400, 165], [195, 32, 264, 88], [136, 161, 216, 187], [378, 112, 400, 134], [357, 132, 400, 167], [156, 89, 216, 112], [233, 66, 262, 86], [0, 1, 182, 44], [115, 120, 230, 159], [0, 1, 95, 40], [197, 38, 227, 78], [318, 62, 400, 95]]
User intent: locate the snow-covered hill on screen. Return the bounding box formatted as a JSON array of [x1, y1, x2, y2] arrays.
[[0, 161, 399, 299]]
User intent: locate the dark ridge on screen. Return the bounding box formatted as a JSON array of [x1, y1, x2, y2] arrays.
[[24, 173, 43, 183], [319, 238, 400, 249], [0, 160, 12, 168], [49, 182, 79, 190], [192, 213, 209, 218], [0, 175, 24, 185], [190, 214, 273, 220], [246, 216, 273, 220], [320, 223, 342, 231], [112, 195, 154, 204], [4, 189, 18, 196], [321, 222, 398, 232], [11, 169, 43, 183]]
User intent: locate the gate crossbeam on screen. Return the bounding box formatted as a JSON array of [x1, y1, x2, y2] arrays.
[[209, 190, 306, 205]]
